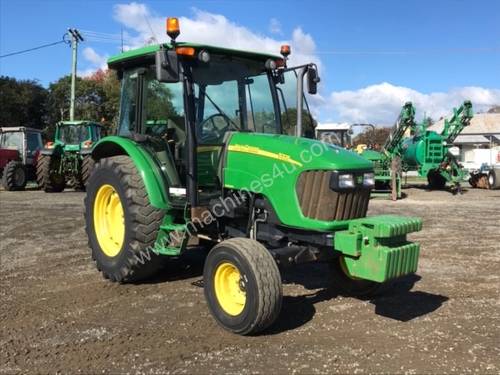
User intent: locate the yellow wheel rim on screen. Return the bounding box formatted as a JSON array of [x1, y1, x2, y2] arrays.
[[93, 184, 125, 257], [214, 262, 246, 316]]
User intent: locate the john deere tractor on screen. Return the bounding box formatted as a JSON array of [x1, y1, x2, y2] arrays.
[[85, 18, 423, 335], [37, 120, 103, 192]]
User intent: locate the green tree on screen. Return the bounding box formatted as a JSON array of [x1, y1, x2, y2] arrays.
[[0, 76, 47, 129], [353, 127, 392, 148], [45, 70, 120, 137], [281, 107, 317, 137]]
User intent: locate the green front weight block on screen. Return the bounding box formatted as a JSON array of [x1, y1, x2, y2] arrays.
[[334, 215, 423, 283]]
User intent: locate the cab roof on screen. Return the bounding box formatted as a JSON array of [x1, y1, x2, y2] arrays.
[[0, 127, 42, 133], [108, 42, 280, 69]]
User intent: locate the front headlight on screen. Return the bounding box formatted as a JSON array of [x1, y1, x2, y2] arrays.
[[363, 172, 375, 187], [338, 173, 355, 188]]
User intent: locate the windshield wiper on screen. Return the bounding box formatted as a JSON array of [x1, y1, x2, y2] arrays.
[[200, 87, 241, 131]]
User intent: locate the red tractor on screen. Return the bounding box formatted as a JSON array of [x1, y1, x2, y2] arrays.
[[0, 127, 43, 191]]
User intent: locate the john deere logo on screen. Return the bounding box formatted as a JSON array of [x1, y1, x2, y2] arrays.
[[356, 176, 363, 184]]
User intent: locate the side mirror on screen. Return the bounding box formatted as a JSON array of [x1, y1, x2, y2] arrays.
[[307, 67, 320, 95], [155, 49, 180, 83]]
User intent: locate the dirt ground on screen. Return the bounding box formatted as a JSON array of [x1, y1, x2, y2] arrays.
[[1, 184, 499, 374]]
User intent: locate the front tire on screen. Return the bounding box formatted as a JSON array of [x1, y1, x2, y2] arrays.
[[84, 155, 165, 283], [203, 238, 282, 335], [329, 256, 383, 297], [36, 154, 65, 192], [1, 160, 27, 191]]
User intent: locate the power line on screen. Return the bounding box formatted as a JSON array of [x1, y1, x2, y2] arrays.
[[0, 39, 66, 58]]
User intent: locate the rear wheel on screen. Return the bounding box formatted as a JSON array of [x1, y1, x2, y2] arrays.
[[329, 256, 383, 297], [427, 169, 446, 190], [36, 154, 65, 192], [85, 155, 165, 283], [203, 238, 282, 335], [489, 169, 500, 189], [2, 160, 27, 191]]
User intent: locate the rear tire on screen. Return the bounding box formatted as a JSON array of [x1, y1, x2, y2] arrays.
[[427, 169, 446, 190], [85, 155, 165, 283], [36, 154, 65, 192], [1, 160, 27, 191], [489, 169, 500, 189], [203, 238, 282, 335], [329, 256, 383, 297]]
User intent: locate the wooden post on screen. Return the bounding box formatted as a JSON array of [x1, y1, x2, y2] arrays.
[[391, 157, 401, 201]]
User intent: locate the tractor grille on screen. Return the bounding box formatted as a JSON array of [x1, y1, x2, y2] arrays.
[[296, 171, 370, 221]]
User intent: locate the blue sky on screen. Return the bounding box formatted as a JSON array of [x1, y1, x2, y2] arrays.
[[1, 0, 499, 123]]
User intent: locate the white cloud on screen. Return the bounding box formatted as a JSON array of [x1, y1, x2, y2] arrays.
[[83, 47, 107, 67], [111, 3, 499, 125], [112, 4, 321, 69], [269, 18, 282, 35], [78, 47, 108, 77], [329, 83, 500, 125]]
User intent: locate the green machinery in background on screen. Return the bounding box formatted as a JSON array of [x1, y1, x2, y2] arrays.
[[360, 100, 473, 197], [37, 121, 103, 192], [84, 18, 423, 335]]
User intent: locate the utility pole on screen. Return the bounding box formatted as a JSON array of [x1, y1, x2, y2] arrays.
[[68, 28, 84, 121]]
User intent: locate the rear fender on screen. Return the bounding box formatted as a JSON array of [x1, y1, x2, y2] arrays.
[[41, 143, 63, 156], [40, 148, 55, 156], [91, 136, 170, 209]]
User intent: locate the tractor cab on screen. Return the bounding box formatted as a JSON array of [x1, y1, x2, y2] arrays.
[[0, 127, 43, 190], [51, 121, 103, 151], [107, 38, 319, 207]]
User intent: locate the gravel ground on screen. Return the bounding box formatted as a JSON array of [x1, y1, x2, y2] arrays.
[[0, 185, 499, 374]]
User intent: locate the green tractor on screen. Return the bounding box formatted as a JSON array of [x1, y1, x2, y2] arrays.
[[85, 18, 423, 335], [37, 120, 103, 192]]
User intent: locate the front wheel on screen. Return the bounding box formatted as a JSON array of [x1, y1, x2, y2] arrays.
[[2, 160, 27, 191], [203, 238, 282, 335], [329, 256, 383, 297], [84, 155, 165, 283]]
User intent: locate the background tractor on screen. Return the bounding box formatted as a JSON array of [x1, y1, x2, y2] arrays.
[[85, 18, 423, 335], [37, 120, 103, 192], [0, 127, 43, 191]]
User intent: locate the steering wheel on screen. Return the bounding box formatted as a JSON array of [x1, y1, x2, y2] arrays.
[[200, 113, 234, 142]]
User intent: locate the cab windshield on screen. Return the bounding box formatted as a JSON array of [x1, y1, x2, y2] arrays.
[[0, 131, 23, 151], [191, 55, 279, 144], [58, 125, 90, 144]]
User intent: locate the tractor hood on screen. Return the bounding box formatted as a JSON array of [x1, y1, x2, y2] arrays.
[[223, 132, 373, 232], [226, 132, 372, 171]]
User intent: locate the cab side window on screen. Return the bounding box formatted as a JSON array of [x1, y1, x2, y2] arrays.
[[27, 132, 42, 156], [118, 71, 138, 136]]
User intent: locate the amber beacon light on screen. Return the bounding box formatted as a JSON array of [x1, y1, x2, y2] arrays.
[[166, 17, 180, 41]]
